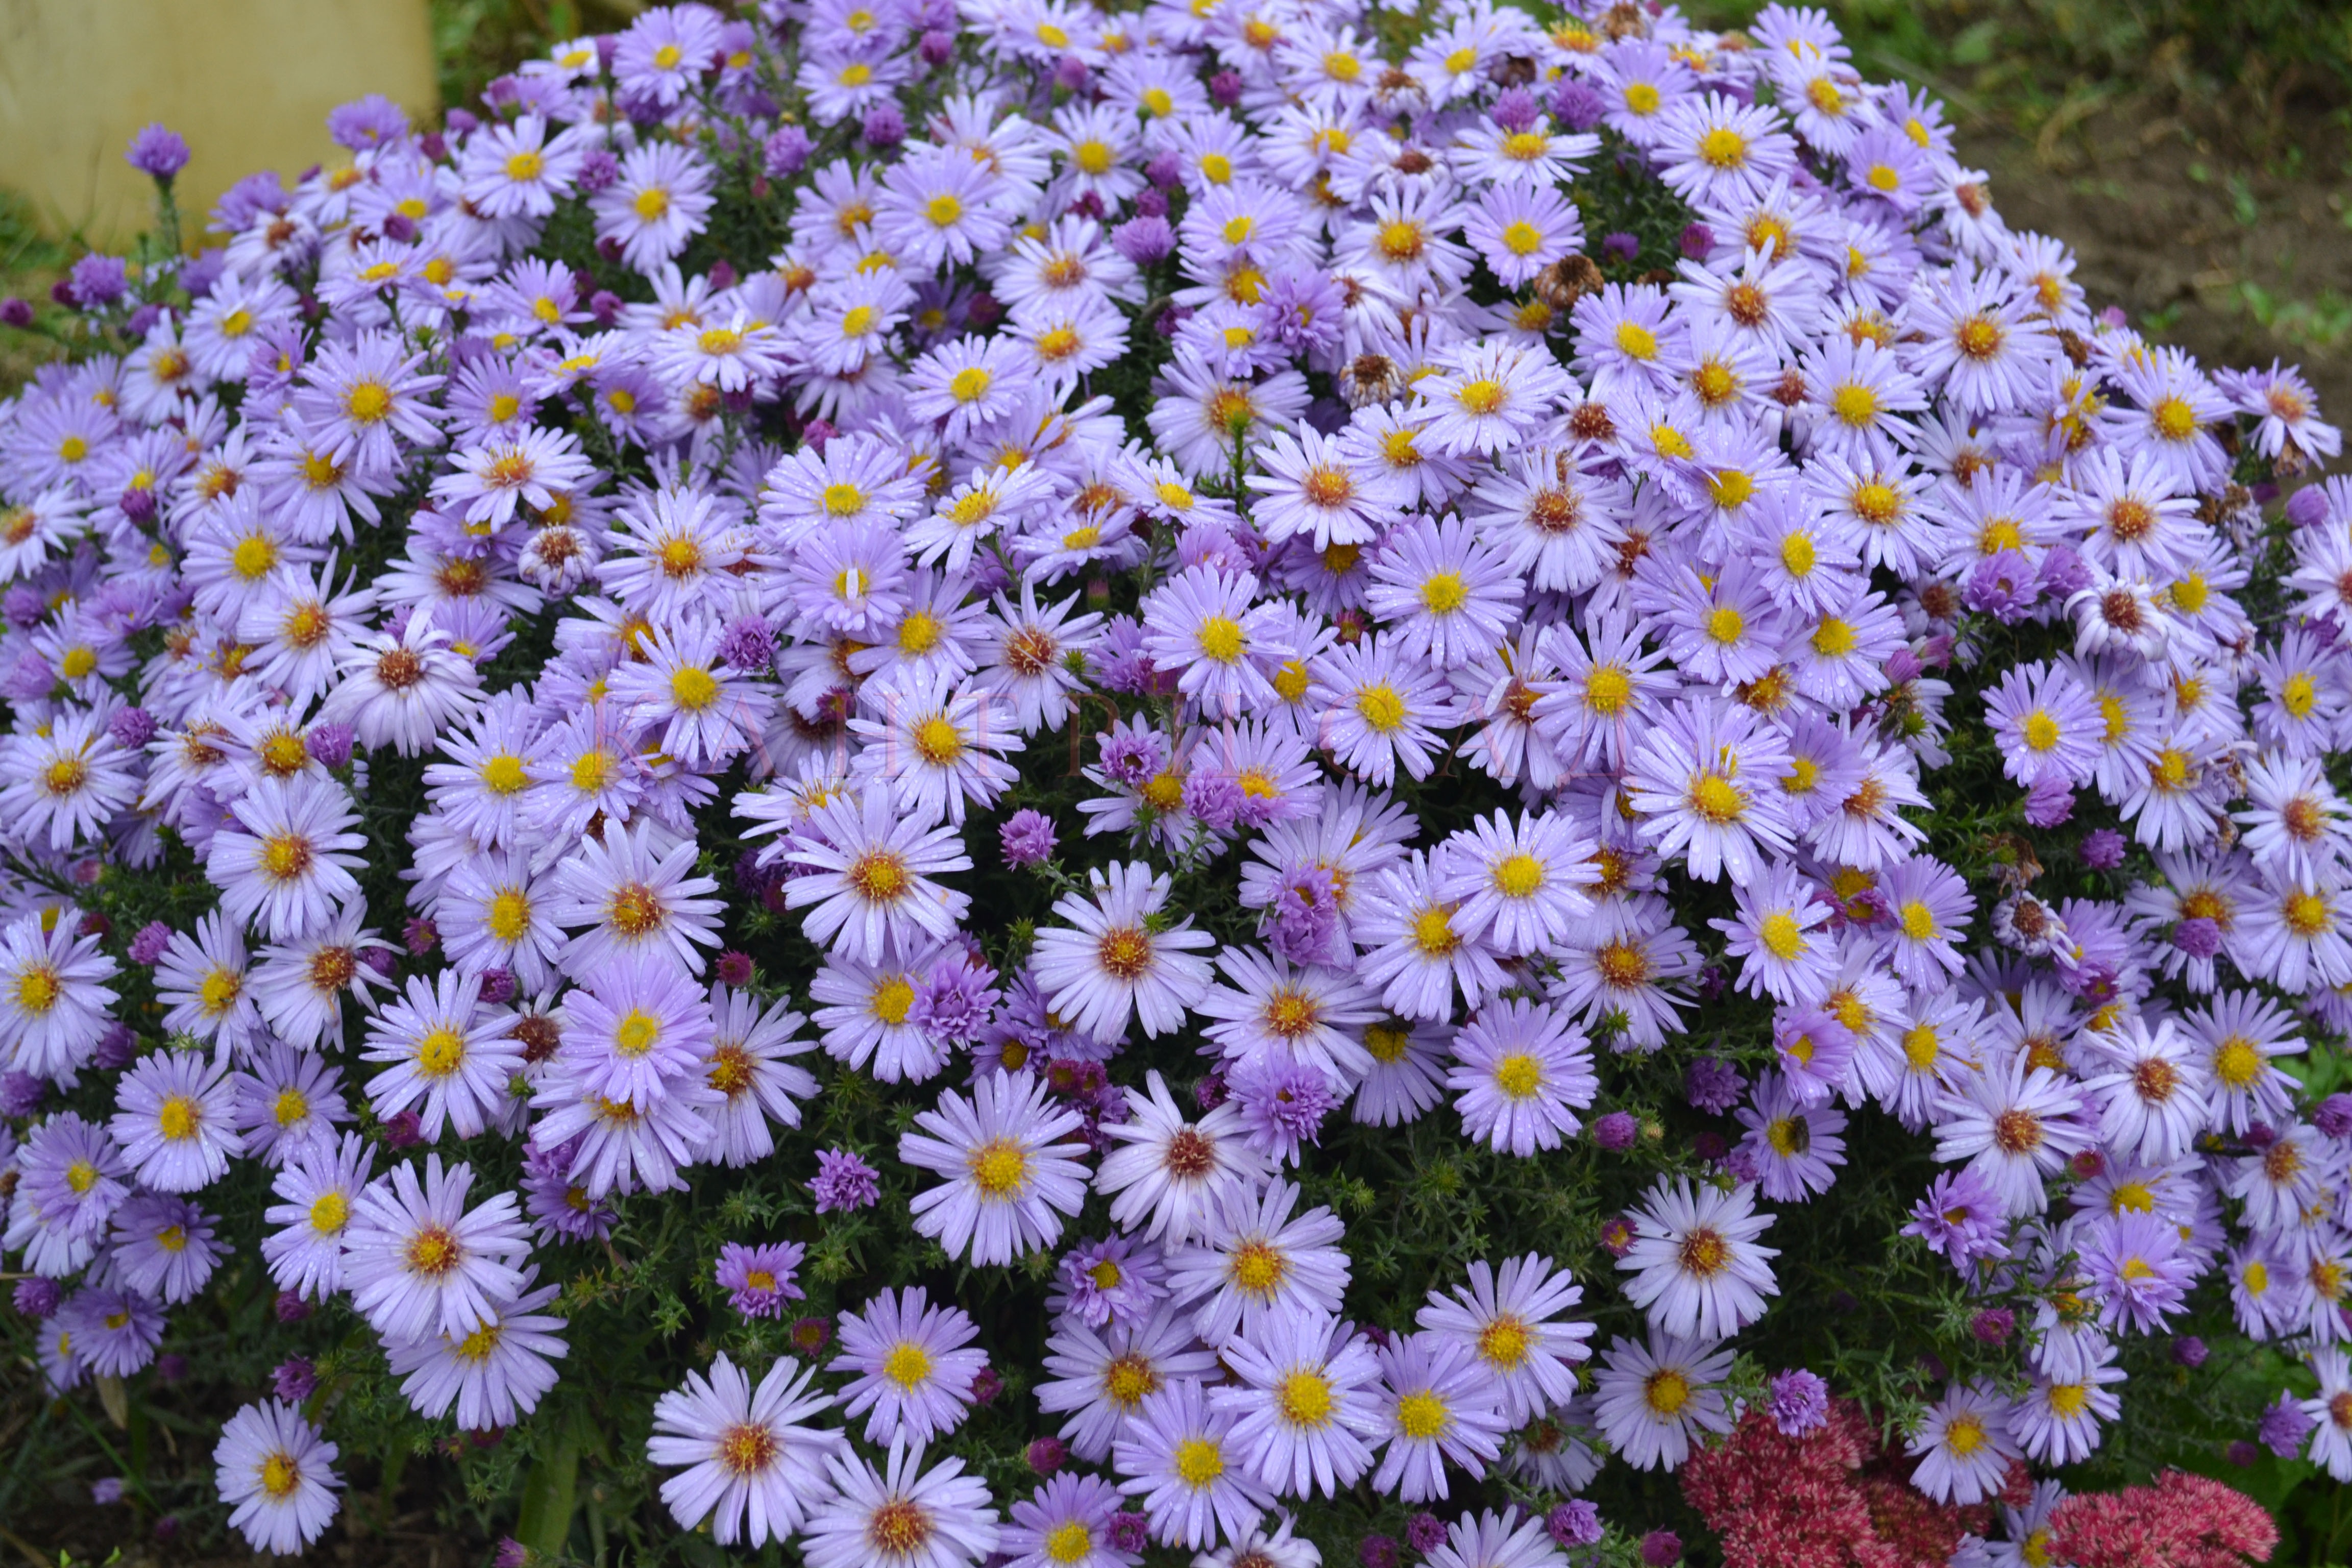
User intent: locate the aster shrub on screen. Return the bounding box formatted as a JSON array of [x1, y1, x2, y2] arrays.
[[2, 1, 2349, 1563]]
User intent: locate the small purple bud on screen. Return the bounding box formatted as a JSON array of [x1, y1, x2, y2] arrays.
[[93, 1022, 138, 1069], [125, 123, 192, 179], [494, 1539, 529, 1568], [2079, 828, 2127, 870], [381, 213, 417, 243], [91, 1477, 126, 1505], [1602, 231, 1641, 262], [157, 1352, 188, 1383], [0, 1070, 43, 1117], [919, 28, 955, 65], [1025, 1436, 1067, 1474], [1971, 1307, 2015, 1345], [2227, 1439, 2261, 1467], [273, 1357, 318, 1400], [380, 1109, 424, 1150], [478, 968, 517, 1004], [1592, 1110, 1638, 1150], [1000, 808, 1058, 868], [1133, 187, 1169, 218], [2023, 773, 2075, 827], [1208, 70, 1242, 107], [1359, 1535, 1401, 1568], [763, 125, 813, 178], [1551, 76, 1606, 131], [128, 919, 174, 965], [1679, 222, 1715, 259], [1112, 215, 1175, 266], [1143, 152, 1182, 190], [1547, 1501, 1605, 1547], [274, 1290, 314, 1324], [0, 297, 33, 329], [1489, 87, 1540, 134], [1640, 1529, 1684, 1566], [2285, 485, 2329, 530], [2315, 1094, 2352, 1139], [2172, 916, 2222, 958], [108, 706, 158, 749], [13, 1277, 64, 1318], [862, 104, 906, 149], [1405, 1514, 1448, 1554], [307, 722, 355, 769], [1053, 54, 1089, 91], [2172, 1336, 2208, 1368]]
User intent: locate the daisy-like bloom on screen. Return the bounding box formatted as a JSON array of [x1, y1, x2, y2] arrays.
[[2302, 1347, 2352, 1481], [386, 1271, 568, 1432], [317, 609, 484, 755], [591, 141, 717, 274], [1711, 861, 1836, 1005], [360, 968, 522, 1140], [262, 1133, 373, 1301], [715, 1239, 806, 1320], [1624, 699, 1798, 883], [836, 1286, 990, 1447], [2184, 990, 2300, 1135], [1416, 1254, 1593, 1424], [1590, 1331, 1735, 1471], [1424, 1509, 1570, 1568], [212, 1400, 341, 1555], [2078, 1016, 2211, 1163], [1881, 855, 1975, 990], [1985, 658, 2102, 788], [1368, 1331, 1511, 1504], [110, 1192, 224, 1305], [899, 1069, 1091, 1266], [1355, 851, 1514, 1025], [1247, 426, 1405, 551], [2236, 752, 2351, 886], [1734, 1075, 1849, 1203], [1140, 565, 1295, 720], [1032, 862, 1215, 1043], [112, 1049, 239, 1193], [1166, 1178, 1350, 1348], [1433, 810, 1599, 959], [1113, 1377, 1275, 1550], [0, 913, 119, 1083], [548, 818, 724, 978], [1009, 1478, 1140, 1568], [782, 788, 973, 966], [1932, 1050, 2094, 1217], [1446, 998, 1598, 1157], [557, 950, 716, 1110], [849, 669, 1025, 828], [700, 985, 819, 1166], [803, 1437, 1002, 1568], [1907, 1381, 2022, 1505], [1306, 635, 1463, 788], [2012, 1354, 2127, 1465], [343, 1154, 531, 1343], [1096, 1072, 1276, 1244], [1465, 183, 1582, 288], [1365, 517, 1524, 671], [1619, 1177, 1781, 1341], [648, 1353, 847, 1548], [1414, 339, 1571, 456], [1213, 1307, 1392, 1504], [429, 425, 598, 528], [4, 1113, 129, 1278], [2, 707, 138, 853], [459, 112, 585, 217]]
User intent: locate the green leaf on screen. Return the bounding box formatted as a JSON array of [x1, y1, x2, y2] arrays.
[[513, 1413, 584, 1559]]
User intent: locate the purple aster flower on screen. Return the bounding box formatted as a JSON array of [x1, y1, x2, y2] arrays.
[[2316, 1094, 2352, 1139], [862, 104, 906, 148], [1902, 1168, 2007, 1266], [2259, 1391, 2314, 1457], [307, 723, 356, 770], [13, 1277, 64, 1319], [908, 951, 1000, 1046], [1767, 1368, 1830, 1435], [1108, 1511, 1150, 1552], [2173, 916, 2223, 959], [0, 1069, 42, 1116], [519, 1137, 615, 1242], [810, 1147, 882, 1213], [1263, 866, 1341, 967], [91, 1477, 125, 1505], [1111, 216, 1175, 266], [715, 1240, 807, 1318], [2037, 544, 2092, 600], [1548, 1500, 1604, 1547], [69, 255, 129, 309], [274, 1358, 317, 1401], [107, 707, 156, 749], [125, 124, 192, 179], [1963, 549, 2039, 621], [2080, 828, 2127, 869], [1686, 1057, 1746, 1114], [1406, 1513, 1448, 1553], [1001, 809, 1058, 868], [717, 615, 775, 671], [1228, 1057, 1337, 1165], [1551, 76, 1606, 130], [2024, 774, 2075, 826], [1183, 771, 1245, 834]]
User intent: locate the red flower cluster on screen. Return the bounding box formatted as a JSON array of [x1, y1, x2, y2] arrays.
[[1681, 1400, 2012, 1568], [2046, 1470, 2277, 1568]]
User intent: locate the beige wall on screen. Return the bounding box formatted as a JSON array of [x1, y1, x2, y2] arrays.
[[0, 0, 438, 248]]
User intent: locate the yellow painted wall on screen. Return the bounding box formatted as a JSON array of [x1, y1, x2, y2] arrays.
[[0, 0, 438, 247]]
